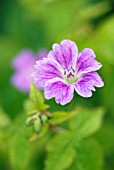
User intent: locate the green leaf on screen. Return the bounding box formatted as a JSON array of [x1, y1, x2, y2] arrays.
[[29, 123, 49, 142], [24, 84, 49, 115], [0, 106, 10, 129], [69, 108, 105, 138], [24, 100, 39, 115], [69, 139, 103, 170], [45, 132, 75, 170], [38, 123, 49, 138], [45, 107, 104, 170], [9, 129, 33, 170], [95, 122, 114, 154], [9, 113, 34, 170], [30, 83, 44, 104], [9, 113, 50, 170], [0, 106, 11, 153], [49, 110, 78, 125]]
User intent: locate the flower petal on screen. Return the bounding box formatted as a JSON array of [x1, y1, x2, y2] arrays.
[[32, 58, 63, 88], [11, 71, 31, 92], [48, 39, 78, 70], [35, 50, 48, 60], [12, 50, 34, 70], [77, 48, 102, 76], [75, 72, 104, 97], [44, 78, 74, 105]]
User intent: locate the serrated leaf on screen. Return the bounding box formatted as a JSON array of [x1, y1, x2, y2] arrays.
[[45, 132, 75, 170], [69, 108, 105, 138], [49, 110, 78, 125], [69, 139, 103, 170]]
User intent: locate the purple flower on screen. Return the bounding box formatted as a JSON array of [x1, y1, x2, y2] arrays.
[[11, 49, 48, 92], [32, 40, 104, 105]]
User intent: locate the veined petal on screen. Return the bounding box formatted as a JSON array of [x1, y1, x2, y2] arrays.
[[77, 48, 102, 76], [32, 58, 63, 88], [44, 78, 74, 105], [75, 72, 104, 97], [48, 39, 78, 70]]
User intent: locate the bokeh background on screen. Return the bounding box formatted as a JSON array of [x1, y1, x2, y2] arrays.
[[0, 0, 114, 170]]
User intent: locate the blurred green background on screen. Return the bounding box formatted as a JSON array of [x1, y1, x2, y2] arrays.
[[0, 0, 114, 170]]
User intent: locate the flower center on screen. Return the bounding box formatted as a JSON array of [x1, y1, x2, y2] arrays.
[[63, 67, 78, 84]]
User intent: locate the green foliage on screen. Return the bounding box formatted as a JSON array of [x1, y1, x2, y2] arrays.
[[69, 139, 103, 170], [69, 108, 105, 138], [49, 110, 78, 125], [24, 84, 50, 140], [0, 106, 11, 154], [0, 106, 10, 129], [45, 132, 75, 170], [25, 83, 49, 115], [45, 107, 105, 170], [29, 123, 49, 141], [0, 0, 114, 169], [9, 113, 50, 170]]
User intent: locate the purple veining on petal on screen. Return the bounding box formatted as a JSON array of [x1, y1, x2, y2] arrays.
[[44, 78, 74, 105], [48, 39, 78, 70], [60, 40, 78, 69], [75, 71, 104, 97], [32, 39, 104, 105], [32, 58, 63, 88], [76, 48, 102, 76]]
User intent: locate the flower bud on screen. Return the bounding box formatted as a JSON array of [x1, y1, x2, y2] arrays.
[[41, 114, 48, 124], [25, 117, 34, 127], [34, 117, 42, 133]]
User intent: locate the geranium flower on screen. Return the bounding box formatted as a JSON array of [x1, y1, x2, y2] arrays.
[[32, 40, 104, 105], [11, 49, 48, 92]]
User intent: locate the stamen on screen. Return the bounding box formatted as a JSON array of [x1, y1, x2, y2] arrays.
[[63, 67, 77, 84], [64, 70, 66, 75]]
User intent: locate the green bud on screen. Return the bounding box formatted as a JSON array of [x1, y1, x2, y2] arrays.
[[41, 114, 48, 124], [25, 117, 35, 127], [34, 118, 42, 133]]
